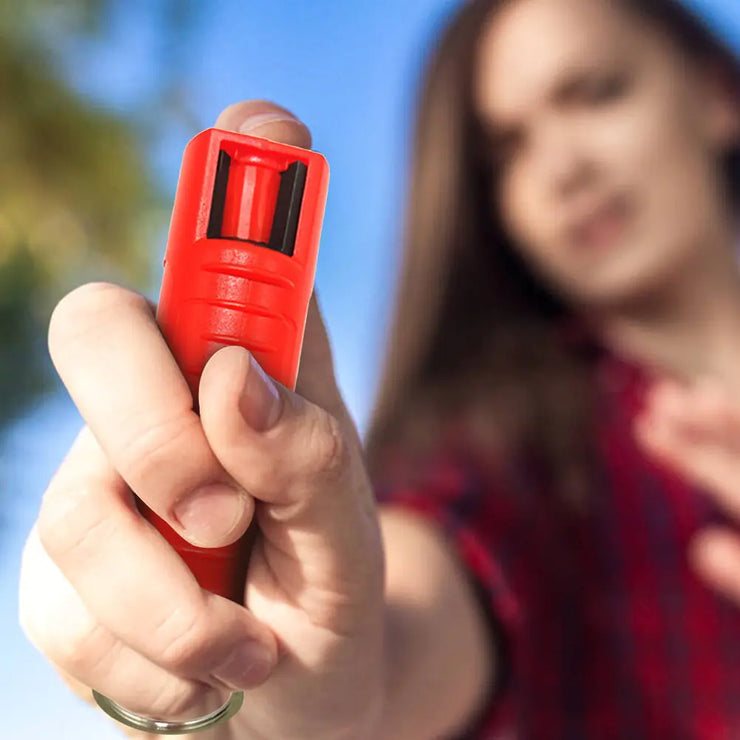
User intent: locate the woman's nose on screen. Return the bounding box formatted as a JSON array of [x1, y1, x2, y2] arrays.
[[531, 117, 596, 200]]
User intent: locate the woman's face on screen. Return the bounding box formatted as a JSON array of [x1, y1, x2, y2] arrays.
[[473, 0, 740, 310]]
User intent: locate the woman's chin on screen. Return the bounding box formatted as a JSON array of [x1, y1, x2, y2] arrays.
[[557, 256, 683, 314]]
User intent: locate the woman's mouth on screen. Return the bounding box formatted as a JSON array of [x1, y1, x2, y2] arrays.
[[567, 194, 633, 254]]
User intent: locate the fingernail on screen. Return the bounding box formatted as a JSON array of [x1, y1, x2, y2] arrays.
[[213, 642, 274, 690], [174, 483, 246, 546], [240, 354, 282, 432], [239, 112, 301, 135]]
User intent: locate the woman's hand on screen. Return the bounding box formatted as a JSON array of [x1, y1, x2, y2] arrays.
[[635, 376, 740, 603], [18, 101, 385, 740]]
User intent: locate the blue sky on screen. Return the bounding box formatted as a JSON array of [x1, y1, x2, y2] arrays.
[[2, 0, 739, 735]]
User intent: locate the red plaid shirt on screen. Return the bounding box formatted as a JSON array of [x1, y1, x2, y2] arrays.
[[374, 349, 740, 739]]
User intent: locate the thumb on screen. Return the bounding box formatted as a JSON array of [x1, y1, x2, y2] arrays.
[[215, 99, 312, 148]]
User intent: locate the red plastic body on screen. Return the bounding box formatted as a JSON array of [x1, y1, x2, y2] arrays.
[[138, 128, 329, 602]]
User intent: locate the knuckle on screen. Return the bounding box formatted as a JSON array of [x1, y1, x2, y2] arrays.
[[37, 482, 112, 565], [308, 410, 349, 480], [249, 453, 283, 495], [156, 604, 212, 674], [56, 621, 112, 677], [119, 412, 200, 488]]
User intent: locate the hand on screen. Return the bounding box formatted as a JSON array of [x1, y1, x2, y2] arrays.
[[19, 101, 385, 740], [635, 376, 740, 604]]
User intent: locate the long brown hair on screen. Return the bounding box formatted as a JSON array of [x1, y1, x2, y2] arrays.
[[363, 0, 740, 504]]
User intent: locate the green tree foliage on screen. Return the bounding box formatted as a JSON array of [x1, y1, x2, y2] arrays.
[[0, 0, 166, 423]]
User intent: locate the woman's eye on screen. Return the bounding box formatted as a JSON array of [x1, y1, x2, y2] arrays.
[[581, 73, 630, 104]]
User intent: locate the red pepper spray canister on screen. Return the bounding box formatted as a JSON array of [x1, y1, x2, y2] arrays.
[[143, 127, 329, 603]]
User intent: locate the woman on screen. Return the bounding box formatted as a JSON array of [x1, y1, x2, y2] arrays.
[[18, 0, 740, 738], [368, 0, 740, 736]]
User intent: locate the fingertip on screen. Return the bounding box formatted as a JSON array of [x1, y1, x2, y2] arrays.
[[173, 482, 254, 549], [688, 527, 716, 568], [239, 352, 284, 433], [689, 528, 740, 588], [199, 346, 252, 433], [643, 380, 703, 448], [201, 345, 251, 398], [633, 404, 668, 455], [214, 100, 312, 148], [211, 640, 276, 691], [200, 345, 284, 434]]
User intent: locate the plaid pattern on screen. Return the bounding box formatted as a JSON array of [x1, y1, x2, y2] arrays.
[[374, 351, 740, 739]]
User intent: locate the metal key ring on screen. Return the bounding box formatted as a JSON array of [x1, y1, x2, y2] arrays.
[[93, 689, 244, 735]]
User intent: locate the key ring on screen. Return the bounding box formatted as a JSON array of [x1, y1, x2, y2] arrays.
[[93, 689, 244, 735]]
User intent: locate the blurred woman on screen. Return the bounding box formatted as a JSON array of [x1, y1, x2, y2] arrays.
[[19, 0, 740, 738], [366, 0, 740, 736]]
